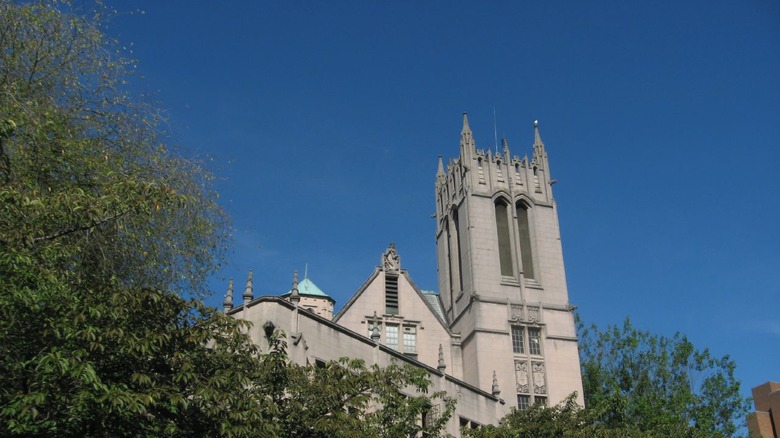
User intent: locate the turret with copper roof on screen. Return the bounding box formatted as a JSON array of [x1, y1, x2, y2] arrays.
[[281, 267, 335, 319]]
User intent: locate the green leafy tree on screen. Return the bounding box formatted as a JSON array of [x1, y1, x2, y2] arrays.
[[464, 394, 659, 438], [0, 0, 228, 297], [578, 318, 750, 437], [467, 318, 749, 438], [258, 333, 456, 438], [0, 2, 455, 436]]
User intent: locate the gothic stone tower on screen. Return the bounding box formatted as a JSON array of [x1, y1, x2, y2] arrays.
[[435, 114, 583, 408]]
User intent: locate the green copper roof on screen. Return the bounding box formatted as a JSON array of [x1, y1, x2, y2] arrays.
[[282, 277, 333, 301]]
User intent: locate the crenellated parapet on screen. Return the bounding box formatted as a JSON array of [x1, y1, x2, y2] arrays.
[[435, 114, 554, 234]]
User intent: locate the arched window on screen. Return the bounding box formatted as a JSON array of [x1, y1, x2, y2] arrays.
[[494, 199, 513, 276], [445, 220, 454, 301], [452, 208, 464, 292], [515, 202, 535, 280]]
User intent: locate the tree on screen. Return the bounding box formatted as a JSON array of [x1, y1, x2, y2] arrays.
[[0, 2, 236, 433], [0, 0, 228, 297], [0, 2, 455, 436], [464, 394, 660, 438], [466, 318, 749, 438], [258, 333, 455, 438], [578, 318, 750, 437]]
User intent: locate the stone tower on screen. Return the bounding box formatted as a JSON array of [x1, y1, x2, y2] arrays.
[[435, 114, 583, 407]]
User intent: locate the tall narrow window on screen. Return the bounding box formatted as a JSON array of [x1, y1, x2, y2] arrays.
[[385, 274, 398, 315], [511, 326, 525, 354], [385, 324, 399, 350], [403, 326, 416, 354], [452, 209, 464, 292], [445, 221, 454, 301], [516, 203, 535, 280], [528, 328, 542, 355], [495, 200, 513, 276]]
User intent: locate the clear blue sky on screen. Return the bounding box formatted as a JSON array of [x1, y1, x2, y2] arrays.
[[111, 1, 780, 400]]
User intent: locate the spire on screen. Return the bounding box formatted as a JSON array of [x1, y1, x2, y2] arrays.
[[532, 119, 547, 167], [437, 344, 446, 372], [459, 112, 475, 160], [223, 278, 234, 312], [534, 119, 543, 145], [242, 270, 253, 305], [290, 270, 300, 305], [492, 371, 501, 396], [462, 112, 472, 135], [437, 155, 445, 178]]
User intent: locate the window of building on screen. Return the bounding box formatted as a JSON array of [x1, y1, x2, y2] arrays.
[[459, 417, 481, 431], [511, 326, 525, 354], [534, 396, 547, 406], [422, 404, 440, 429], [517, 394, 530, 410], [385, 324, 399, 350], [494, 199, 514, 276], [445, 220, 454, 299], [515, 202, 535, 280], [452, 208, 464, 293], [529, 328, 542, 355], [385, 274, 398, 315], [403, 326, 416, 354]]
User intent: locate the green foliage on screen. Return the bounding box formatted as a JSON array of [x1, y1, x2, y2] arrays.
[[259, 333, 456, 438], [464, 394, 649, 438], [468, 318, 749, 438], [578, 317, 750, 437], [0, 0, 228, 297], [0, 2, 455, 436]]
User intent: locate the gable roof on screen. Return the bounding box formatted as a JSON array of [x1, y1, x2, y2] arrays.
[[333, 268, 451, 334]]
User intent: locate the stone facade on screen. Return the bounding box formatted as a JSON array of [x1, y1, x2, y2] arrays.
[[434, 115, 583, 407], [224, 115, 584, 435]]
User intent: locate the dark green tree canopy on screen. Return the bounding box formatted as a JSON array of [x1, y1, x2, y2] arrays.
[[0, 0, 228, 297], [467, 318, 750, 438], [0, 2, 455, 436]]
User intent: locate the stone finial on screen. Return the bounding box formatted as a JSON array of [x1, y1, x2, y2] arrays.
[[290, 270, 300, 305], [382, 243, 400, 273], [533, 120, 543, 146], [223, 277, 234, 312], [462, 112, 472, 134], [370, 311, 381, 342], [532, 119, 547, 169], [437, 155, 445, 178], [460, 112, 475, 159], [437, 344, 446, 372], [492, 371, 501, 397], [243, 270, 253, 305]]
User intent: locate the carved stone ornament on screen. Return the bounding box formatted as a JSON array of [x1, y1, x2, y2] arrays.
[[382, 243, 401, 273], [515, 360, 529, 393], [528, 306, 540, 322], [532, 361, 546, 394], [510, 304, 523, 321]]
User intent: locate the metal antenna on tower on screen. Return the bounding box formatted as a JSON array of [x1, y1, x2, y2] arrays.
[[493, 107, 499, 154]]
